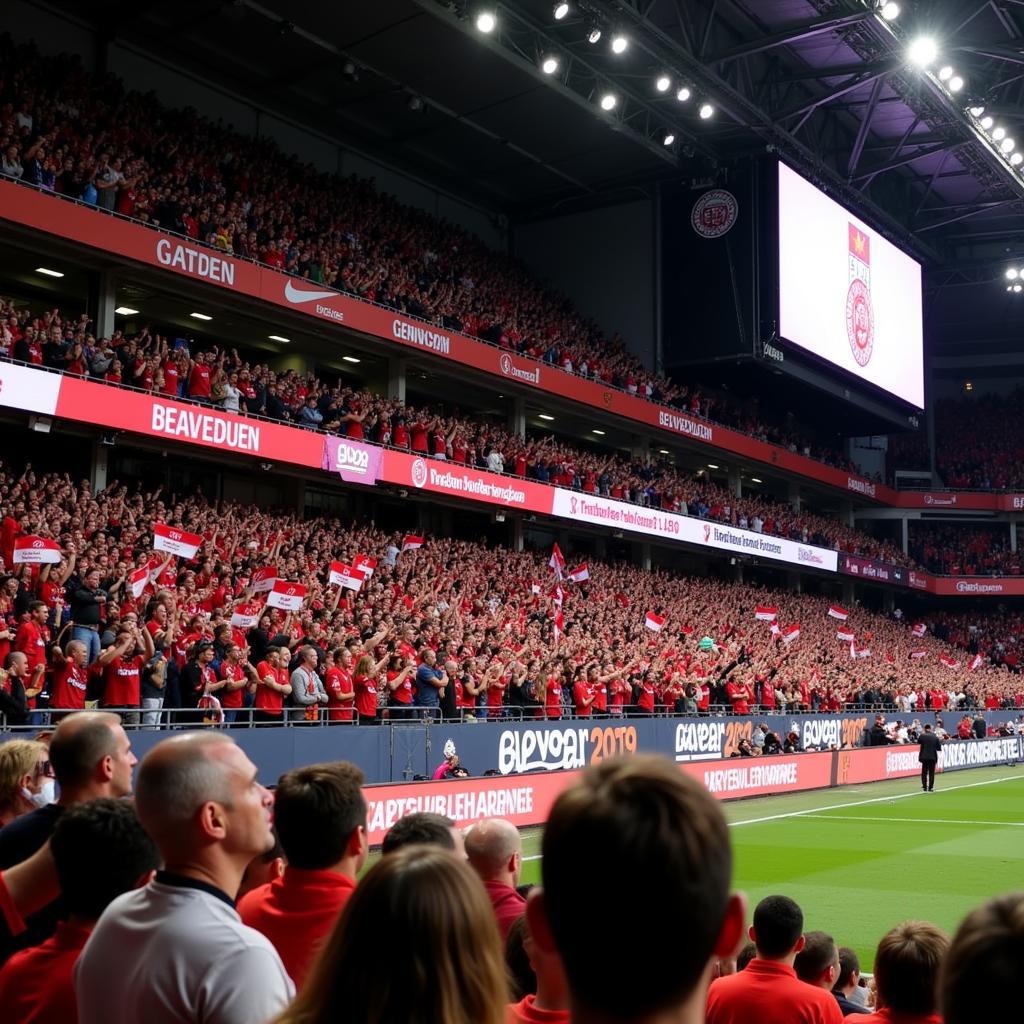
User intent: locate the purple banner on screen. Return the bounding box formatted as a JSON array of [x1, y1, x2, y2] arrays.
[[839, 554, 906, 586], [321, 436, 384, 485]]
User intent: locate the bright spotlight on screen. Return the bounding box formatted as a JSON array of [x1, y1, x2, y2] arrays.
[[969, 105, 985, 118], [656, 75, 671, 92], [600, 92, 617, 111], [587, 27, 601, 43], [1015, 283, 1023, 293], [553, 2, 569, 20], [1001, 137, 1016, 153], [663, 133, 675, 146], [699, 102, 714, 119], [541, 56, 559, 74], [938, 66, 953, 81], [1011, 152, 1023, 166], [880, 1, 900, 21], [908, 36, 938, 68], [981, 115, 994, 130], [1007, 268, 1019, 280], [475, 10, 496, 33], [611, 34, 628, 54], [676, 86, 691, 102], [949, 76, 964, 93], [993, 126, 1007, 141]]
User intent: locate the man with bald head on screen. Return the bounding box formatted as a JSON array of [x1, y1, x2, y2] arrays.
[[75, 732, 294, 1024], [465, 817, 526, 940]]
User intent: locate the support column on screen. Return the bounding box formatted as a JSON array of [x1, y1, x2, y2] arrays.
[[786, 570, 802, 594], [788, 481, 801, 512], [733, 562, 744, 584], [1011, 521, 1018, 554], [387, 357, 407, 402], [594, 535, 607, 560], [839, 499, 854, 528], [630, 435, 650, 463], [93, 270, 116, 341], [901, 517, 909, 555], [842, 580, 855, 606], [508, 396, 526, 439], [728, 467, 742, 499], [637, 542, 652, 572], [882, 590, 895, 614], [90, 441, 109, 492], [511, 517, 524, 552]]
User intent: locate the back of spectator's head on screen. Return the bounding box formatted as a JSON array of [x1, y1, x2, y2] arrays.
[[505, 914, 536, 1002], [794, 931, 839, 989], [135, 732, 272, 866], [238, 829, 285, 900], [277, 846, 507, 1024], [51, 797, 160, 920], [835, 946, 861, 991], [381, 811, 459, 856], [940, 894, 1024, 1024], [751, 895, 804, 959], [272, 761, 366, 872], [873, 921, 949, 1016], [49, 711, 135, 798], [736, 942, 757, 972], [533, 755, 741, 1021], [464, 817, 521, 886]]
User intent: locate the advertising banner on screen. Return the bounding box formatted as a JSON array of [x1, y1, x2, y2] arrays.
[[321, 435, 384, 485], [0, 360, 61, 416]]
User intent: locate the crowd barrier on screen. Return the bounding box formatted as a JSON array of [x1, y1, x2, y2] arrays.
[[5, 709, 1018, 787]]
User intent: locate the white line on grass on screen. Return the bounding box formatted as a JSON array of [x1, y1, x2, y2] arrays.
[[799, 813, 1024, 828], [521, 772, 1024, 861]]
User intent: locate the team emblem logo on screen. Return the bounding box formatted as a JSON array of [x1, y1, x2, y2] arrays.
[[411, 458, 428, 489], [703, 524, 711, 543], [691, 190, 738, 238], [499, 353, 512, 376], [846, 224, 874, 368]]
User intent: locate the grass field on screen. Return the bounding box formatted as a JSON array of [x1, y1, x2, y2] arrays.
[[518, 767, 1024, 967]]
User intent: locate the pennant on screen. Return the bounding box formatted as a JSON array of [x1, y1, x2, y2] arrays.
[[645, 611, 665, 632], [250, 566, 277, 593], [329, 561, 364, 591], [911, 622, 927, 638], [230, 610, 261, 629], [553, 610, 564, 644], [910, 649, 927, 659], [153, 523, 202, 560], [12, 536, 61, 564], [550, 584, 565, 609], [781, 624, 800, 645], [401, 534, 424, 553], [353, 554, 377, 577], [267, 580, 307, 611], [939, 655, 960, 669], [567, 563, 590, 583], [130, 567, 149, 599], [828, 605, 849, 621], [755, 606, 778, 622], [836, 628, 855, 643], [969, 653, 983, 672]]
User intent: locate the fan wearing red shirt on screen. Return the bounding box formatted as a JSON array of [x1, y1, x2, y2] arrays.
[[216, 645, 253, 724], [239, 762, 366, 992], [726, 677, 752, 716], [573, 674, 594, 718], [14, 601, 50, 677], [544, 675, 563, 720], [254, 648, 292, 723], [187, 352, 212, 400], [49, 638, 90, 712], [706, 895, 843, 1024], [354, 651, 388, 724], [385, 656, 417, 720], [325, 648, 355, 723], [96, 625, 155, 718], [0, 797, 160, 1024]]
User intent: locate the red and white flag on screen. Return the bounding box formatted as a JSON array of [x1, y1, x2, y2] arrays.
[[910, 649, 927, 659], [828, 605, 849, 621], [401, 534, 424, 553], [769, 622, 781, 637], [969, 653, 983, 672], [645, 611, 665, 632], [755, 606, 778, 622], [550, 584, 565, 609], [781, 623, 800, 645], [939, 655, 960, 670], [567, 563, 590, 583], [250, 566, 277, 593], [911, 622, 927, 638], [529, 581, 542, 595], [267, 580, 307, 611], [230, 610, 261, 629], [153, 523, 202, 560], [329, 561, 364, 591], [12, 536, 61, 564], [553, 610, 564, 644], [549, 543, 565, 579], [836, 628, 855, 643], [353, 554, 377, 577], [855, 646, 871, 659], [615, 593, 630, 608], [130, 567, 149, 599]]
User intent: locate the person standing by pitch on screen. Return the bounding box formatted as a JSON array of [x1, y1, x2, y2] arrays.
[[918, 723, 941, 792]]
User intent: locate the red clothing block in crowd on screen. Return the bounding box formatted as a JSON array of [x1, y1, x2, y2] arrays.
[[706, 958, 844, 1024], [0, 919, 91, 1023], [506, 996, 571, 1024], [481, 880, 527, 941], [856, 1013, 941, 1024], [238, 867, 357, 990]]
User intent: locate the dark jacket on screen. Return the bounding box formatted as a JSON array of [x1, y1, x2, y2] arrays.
[[918, 730, 942, 762]]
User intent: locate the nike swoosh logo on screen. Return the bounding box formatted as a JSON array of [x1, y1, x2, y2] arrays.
[[284, 280, 339, 304]]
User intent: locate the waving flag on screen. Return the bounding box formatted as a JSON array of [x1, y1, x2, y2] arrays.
[[769, 622, 781, 637], [329, 561, 365, 591], [910, 649, 927, 659], [549, 543, 565, 580], [550, 584, 565, 609], [130, 567, 149, 599], [401, 534, 424, 553], [645, 611, 666, 632], [230, 610, 261, 629], [530, 581, 542, 595], [553, 610, 564, 644], [353, 554, 377, 577], [755, 606, 778, 622], [939, 655, 960, 670], [911, 622, 927, 638], [781, 624, 800, 645], [969, 653, 983, 672], [828, 605, 849, 621], [153, 524, 202, 560], [250, 566, 277, 593], [836, 628, 855, 643], [567, 563, 590, 583], [267, 580, 307, 611], [13, 536, 62, 564]]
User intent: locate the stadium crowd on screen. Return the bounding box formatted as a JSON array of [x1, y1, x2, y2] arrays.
[[0, 726, 1018, 1024], [1, 462, 1021, 730], [0, 37, 863, 477], [908, 523, 1021, 577], [0, 293, 910, 569]]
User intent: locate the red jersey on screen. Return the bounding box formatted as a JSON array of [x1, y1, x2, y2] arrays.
[[726, 681, 751, 716], [51, 661, 88, 710], [188, 362, 211, 398], [14, 620, 48, 673], [254, 661, 286, 715], [161, 360, 179, 395], [388, 669, 413, 705], [0, 920, 91, 1024], [573, 680, 593, 717], [326, 666, 354, 722], [218, 661, 247, 709], [506, 996, 570, 1024], [101, 654, 146, 708], [545, 679, 563, 719], [354, 673, 378, 717]]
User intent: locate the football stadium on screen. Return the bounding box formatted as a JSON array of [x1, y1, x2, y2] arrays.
[[0, 0, 1023, 1021]]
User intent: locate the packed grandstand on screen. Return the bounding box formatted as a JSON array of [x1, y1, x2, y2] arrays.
[[1, 2, 1024, 1023]]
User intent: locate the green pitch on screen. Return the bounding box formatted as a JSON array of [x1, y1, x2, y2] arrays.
[[519, 766, 1024, 967]]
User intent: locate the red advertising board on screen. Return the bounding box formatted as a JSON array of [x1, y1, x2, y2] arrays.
[[835, 744, 926, 785], [680, 751, 834, 799]]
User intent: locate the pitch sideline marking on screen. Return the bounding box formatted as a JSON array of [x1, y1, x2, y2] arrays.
[[800, 813, 1024, 828], [521, 772, 1024, 861]]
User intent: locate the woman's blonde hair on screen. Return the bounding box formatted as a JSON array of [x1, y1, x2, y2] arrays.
[[0, 739, 48, 813], [275, 845, 508, 1024], [353, 654, 374, 678]]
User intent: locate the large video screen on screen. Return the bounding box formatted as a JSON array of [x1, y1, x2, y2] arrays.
[[778, 163, 924, 408]]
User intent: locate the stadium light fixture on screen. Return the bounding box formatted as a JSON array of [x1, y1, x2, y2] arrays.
[[610, 34, 628, 54], [879, 1, 900, 21], [1015, 283, 1023, 293], [600, 92, 617, 111], [1011, 152, 1023, 166], [114, 306, 139, 316], [676, 86, 691, 102], [189, 312, 213, 321], [1001, 137, 1016, 154], [34, 267, 64, 278], [707, 463, 719, 470], [475, 10, 496, 33], [1006, 268, 1019, 280], [663, 133, 675, 146], [751, 477, 763, 484], [553, 2, 569, 20], [268, 334, 291, 343], [539, 413, 555, 421], [993, 126, 1007, 141], [656, 75, 671, 93], [541, 56, 559, 74], [699, 102, 714, 119], [969, 105, 985, 118], [342, 355, 361, 364], [981, 115, 994, 130], [949, 75, 964, 93], [592, 429, 606, 435], [587, 27, 602, 44], [658, 449, 670, 455], [938, 66, 953, 81], [908, 36, 938, 68]]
